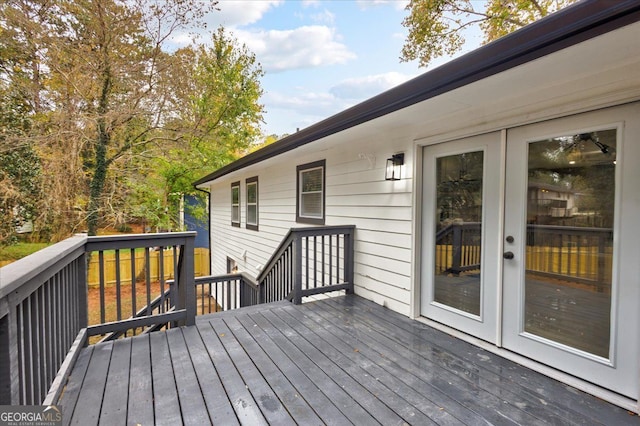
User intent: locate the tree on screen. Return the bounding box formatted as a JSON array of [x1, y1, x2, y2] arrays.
[[401, 0, 577, 67], [126, 28, 265, 230], [0, 89, 41, 245], [1, 0, 221, 237]]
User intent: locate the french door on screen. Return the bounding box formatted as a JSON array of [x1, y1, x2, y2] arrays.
[[421, 132, 502, 343], [422, 103, 639, 398]]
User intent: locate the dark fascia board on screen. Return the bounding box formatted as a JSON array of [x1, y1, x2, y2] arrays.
[[194, 0, 640, 187]]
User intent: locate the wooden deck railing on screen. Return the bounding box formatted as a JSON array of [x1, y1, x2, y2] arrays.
[[257, 225, 356, 305], [189, 226, 356, 310], [0, 232, 196, 405], [0, 236, 87, 406], [435, 222, 481, 274], [0, 225, 355, 405]]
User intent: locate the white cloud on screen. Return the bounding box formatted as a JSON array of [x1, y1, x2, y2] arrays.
[[302, 0, 321, 8], [310, 9, 336, 25], [329, 72, 415, 100], [235, 26, 356, 72], [205, 0, 283, 28], [356, 0, 408, 11], [264, 90, 340, 116]]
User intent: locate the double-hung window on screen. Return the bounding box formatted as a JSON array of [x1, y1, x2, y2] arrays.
[[231, 181, 240, 227], [296, 160, 325, 224], [246, 176, 258, 231]]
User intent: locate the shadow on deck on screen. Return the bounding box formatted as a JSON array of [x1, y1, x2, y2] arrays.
[[57, 295, 638, 425]]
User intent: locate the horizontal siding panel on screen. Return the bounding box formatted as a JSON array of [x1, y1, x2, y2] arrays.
[[356, 229, 413, 248], [327, 192, 412, 207], [356, 241, 412, 263], [329, 179, 413, 196], [355, 264, 410, 290], [325, 205, 412, 221], [327, 217, 411, 234], [354, 276, 411, 305], [355, 251, 411, 276]]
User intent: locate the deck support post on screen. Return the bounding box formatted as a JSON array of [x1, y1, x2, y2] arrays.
[[345, 229, 355, 295], [179, 236, 196, 326], [77, 252, 88, 331], [292, 235, 303, 305]]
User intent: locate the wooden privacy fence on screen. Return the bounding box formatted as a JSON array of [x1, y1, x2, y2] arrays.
[[86, 247, 210, 287], [435, 222, 612, 291]]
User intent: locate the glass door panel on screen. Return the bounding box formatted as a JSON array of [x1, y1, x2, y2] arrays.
[[503, 103, 640, 398], [434, 151, 484, 316], [421, 132, 501, 344], [524, 130, 615, 358]]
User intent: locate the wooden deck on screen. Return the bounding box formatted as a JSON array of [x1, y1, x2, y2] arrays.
[[56, 295, 639, 425]]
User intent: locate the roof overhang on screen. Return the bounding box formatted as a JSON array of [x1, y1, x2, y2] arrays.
[[194, 0, 640, 188]]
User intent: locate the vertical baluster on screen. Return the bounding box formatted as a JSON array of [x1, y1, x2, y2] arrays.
[[214, 281, 219, 312], [45, 279, 53, 394], [145, 247, 151, 317], [328, 235, 333, 285], [321, 236, 326, 288], [24, 297, 34, 404], [130, 248, 136, 335], [115, 249, 122, 322], [313, 236, 317, 289], [99, 251, 105, 325], [38, 285, 47, 402], [208, 278, 213, 312], [159, 246, 165, 314], [17, 302, 26, 404], [54, 274, 62, 377], [48, 275, 57, 382], [337, 234, 342, 283]]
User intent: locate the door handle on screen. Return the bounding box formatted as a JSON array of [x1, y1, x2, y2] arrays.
[[503, 251, 514, 260]]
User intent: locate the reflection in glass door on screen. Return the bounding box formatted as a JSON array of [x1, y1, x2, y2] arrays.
[[422, 132, 501, 344], [524, 130, 616, 358], [434, 151, 484, 316]]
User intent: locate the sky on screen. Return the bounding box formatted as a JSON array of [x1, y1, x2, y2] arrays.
[[177, 0, 483, 138]]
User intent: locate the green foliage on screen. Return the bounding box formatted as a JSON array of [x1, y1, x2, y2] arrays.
[[401, 0, 577, 68], [125, 27, 264, 230], [0, 71, 41, 245], [0, 242, 50, 261]]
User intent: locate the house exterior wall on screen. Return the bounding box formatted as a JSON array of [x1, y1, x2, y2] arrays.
[[208, 131, 415, 314], [204, 22, 640, 320]]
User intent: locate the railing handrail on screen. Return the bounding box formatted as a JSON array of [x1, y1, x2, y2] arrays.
[[0, 234, 87, 301], [527, 224, 612, 234], [86, 231, 197, 250], [195, 272, 259, 290], [256, 225, 356, 283]]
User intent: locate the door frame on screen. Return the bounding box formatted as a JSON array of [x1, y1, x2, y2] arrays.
[[501, 105, 639, 398], [410, 104, 640, 410]]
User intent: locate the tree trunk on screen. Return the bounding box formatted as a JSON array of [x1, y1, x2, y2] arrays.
[[87, 123, 109, 236]]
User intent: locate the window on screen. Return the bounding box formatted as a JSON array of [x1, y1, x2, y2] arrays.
[[231, 181, 240, 227], [246, 176, 258, 231], [296, 159, 325, 224]]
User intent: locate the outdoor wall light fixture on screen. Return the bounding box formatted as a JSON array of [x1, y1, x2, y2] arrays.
[[385, 153, 404, 181]]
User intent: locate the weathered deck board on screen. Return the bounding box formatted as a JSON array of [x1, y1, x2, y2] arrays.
[[98, 338, 131, 425], [57, 295, 640, 425]]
